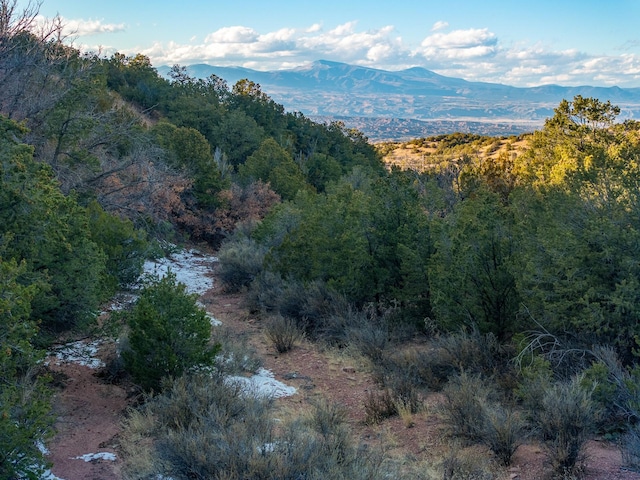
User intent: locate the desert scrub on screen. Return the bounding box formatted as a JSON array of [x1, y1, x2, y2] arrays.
[[536, 375, 597, 477], [217, 235, 267, 292], [121, 371, 392, 479], [440, 447, 501, 480], [622, 425, 640, 472], [480, 403, 527, 466], [441, 371, 527, 466], [265, 314, 302, 353], [364, 388, 398, 425], [440, 371, 496, 444]]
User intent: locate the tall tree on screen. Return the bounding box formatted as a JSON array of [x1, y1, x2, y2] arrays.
[[430, 189, 520, 338]]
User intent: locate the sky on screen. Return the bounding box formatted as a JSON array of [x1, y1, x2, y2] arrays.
[[21, 0, 640, 88]]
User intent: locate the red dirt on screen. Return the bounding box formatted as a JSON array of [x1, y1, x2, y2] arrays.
[[45, 262, 640, 480]]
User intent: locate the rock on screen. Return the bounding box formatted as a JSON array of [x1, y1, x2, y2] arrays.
[[342, 366, 356, 374]]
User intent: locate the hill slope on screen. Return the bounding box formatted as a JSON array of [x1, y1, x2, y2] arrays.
[[159, 60, 640, 139]]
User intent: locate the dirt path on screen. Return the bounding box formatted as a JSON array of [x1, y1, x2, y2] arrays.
[[45, 341, 128, 480], [44, 256, 640, 480]]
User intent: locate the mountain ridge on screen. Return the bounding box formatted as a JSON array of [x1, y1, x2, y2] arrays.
[[158, 60, 640, 139]]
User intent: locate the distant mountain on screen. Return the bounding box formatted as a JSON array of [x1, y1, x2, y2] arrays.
[[158, 60, 640, 140]]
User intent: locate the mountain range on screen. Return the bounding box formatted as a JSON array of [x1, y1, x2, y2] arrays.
[[158, 60, 640, 140]]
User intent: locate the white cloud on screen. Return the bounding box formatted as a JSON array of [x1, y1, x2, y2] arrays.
[[431, 21, 449, 32], [60, 17, 125, 37], [205, 26, 258, 43], [84, 18, 640, 88], [329, 21, 357, 36], [421, 28, 497, 52], [306, 23, 322, 33]]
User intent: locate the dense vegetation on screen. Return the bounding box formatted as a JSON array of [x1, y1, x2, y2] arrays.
[[3, 1, 640, 477]]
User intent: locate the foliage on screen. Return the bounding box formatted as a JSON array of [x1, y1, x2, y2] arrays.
[[440, 371, 496, 444], [151, 121, 229, 209], [364, 389, 398, 425], [121, 371, 390, 480], [440, 448, 500, 480], [239, 137, 310, 200], [122, 272, 218, 391], [0, 115, 107, 333], [259, 169, 431, 310], [264, 314, 303, 353], [429, 188, 520, 339], [536, 376, 597, 477], [513, 178, 640, 362], [441, 371, 525, 466], [0, 256, 53, 479], [217, 234, 268, 293], [86, 200, 148, 292], [622, 425, 640, 473], [481, 403, 527, 466], [580, 346, 640, 433]]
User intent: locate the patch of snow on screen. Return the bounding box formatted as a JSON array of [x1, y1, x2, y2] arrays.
[[258, 442, 278, 454], [46, 340, 105, 369], [36, 440, 49, 456], [226, 368, 297, 398], [102, 292, 138, 313], [206, 312, 222, 326], [143, 249, 217, 296], [41, 470, 66, 480], [72, 452, 117, 462]]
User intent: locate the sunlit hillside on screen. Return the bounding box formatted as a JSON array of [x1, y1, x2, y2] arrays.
[[378, 133, 532, 172]]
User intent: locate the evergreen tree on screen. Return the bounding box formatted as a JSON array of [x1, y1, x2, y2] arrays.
[[122, 272, 218, 392]]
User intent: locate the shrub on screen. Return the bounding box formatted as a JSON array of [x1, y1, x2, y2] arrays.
[[434, 327, 509, 379], [212, 326, 262, 376], [346, 313, 390, 362], [622, 425, 640, 472], [246, 269, 285, 313], [515, 355, 553, 424], [251, 276, 349, 338], [536, 376, 597, 477], [441, 372, 495, 444], [121, 272, 218, 391], [364, 389, 397, 425], [296, 280, 349, 335], [217, 235, 267, 292], [440, 448, 499, 480], [265, 315, 302, 353], [121, 372, 390, 479], [86, 200, 148, 292], [402, 328, 514, 392], [306, 399, 348, 437], [580, 346, 640, 433], [481, 404, 527, 466]]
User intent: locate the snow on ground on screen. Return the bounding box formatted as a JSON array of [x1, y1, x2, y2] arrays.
[[47, 247, 220, 370], [42, 470, 66, 480], [226, 368, 297, 398], [142, 249, 217, 296], [73, 452, 117, 462], [46, 340, 105, 369]]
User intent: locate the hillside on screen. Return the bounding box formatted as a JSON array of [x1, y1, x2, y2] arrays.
[[159, 60, 640, 139], [379, 133, 531, 171], [4, 5, 640, 479]]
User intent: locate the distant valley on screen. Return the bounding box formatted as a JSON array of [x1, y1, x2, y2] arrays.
[[159, 60, 640, 140]]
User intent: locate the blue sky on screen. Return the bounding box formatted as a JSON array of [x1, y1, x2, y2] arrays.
[[24, 0, 640, 87]]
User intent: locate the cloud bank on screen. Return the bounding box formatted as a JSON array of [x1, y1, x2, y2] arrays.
[[60, 18, 640, 88]]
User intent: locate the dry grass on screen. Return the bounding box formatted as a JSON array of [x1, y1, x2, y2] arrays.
[[379, 136, 530, 172]]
